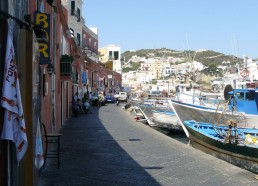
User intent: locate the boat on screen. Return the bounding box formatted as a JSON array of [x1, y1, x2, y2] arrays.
[[175, 83, 223, 106], [183, 120, 258, 173], [168, 83, 258, 137], [136, 101, 157, 127], [151, 109, 181, 130], [130, 100, 157, 126], [169, 82, 258, 172], [137, 99, 180, 129]]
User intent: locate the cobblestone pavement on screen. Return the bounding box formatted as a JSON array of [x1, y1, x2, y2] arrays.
[[38, 104, 258, 186]]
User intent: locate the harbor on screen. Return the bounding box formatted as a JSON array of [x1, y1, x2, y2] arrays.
[[38, 104, 258, 186]]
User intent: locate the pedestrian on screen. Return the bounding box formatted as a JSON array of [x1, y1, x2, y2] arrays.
[[82, 98, 91, 114], [89, 92, 92, 105], [73, 92, 78, 103], [82, 93, 88, 103], [81, 93, 88, 112]]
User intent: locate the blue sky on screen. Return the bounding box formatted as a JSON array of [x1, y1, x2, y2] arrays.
[[83, 0, 258, 58]]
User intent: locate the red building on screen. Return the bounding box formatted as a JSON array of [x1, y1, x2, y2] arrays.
[[0, 1, 121, 185]]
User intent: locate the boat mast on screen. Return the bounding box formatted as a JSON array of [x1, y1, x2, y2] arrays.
[[185, 34, 197, 83]]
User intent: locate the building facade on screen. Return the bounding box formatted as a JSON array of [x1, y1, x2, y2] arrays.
[[0, 0, 121, 185], [99, 45, 122, 74]]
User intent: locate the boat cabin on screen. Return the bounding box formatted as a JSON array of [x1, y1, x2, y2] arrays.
[[228, 87, 258, 114]]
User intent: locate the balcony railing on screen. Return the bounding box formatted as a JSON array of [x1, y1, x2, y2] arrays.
[[108, 56, 114, 60]]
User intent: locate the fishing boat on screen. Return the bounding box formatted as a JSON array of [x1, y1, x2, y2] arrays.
[[183, 120, 258, 173], [137, 99, 180, 129], [151, 109, 181, 130], [136, 101, 157, 127], [168, 83, 258, 137], [130, 100, 157, 126]]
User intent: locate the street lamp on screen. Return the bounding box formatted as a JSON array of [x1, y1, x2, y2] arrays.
[[47, 63, 54, 76]]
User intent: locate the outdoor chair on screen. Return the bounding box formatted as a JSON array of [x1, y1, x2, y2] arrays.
[[41, 123, 62, 169]]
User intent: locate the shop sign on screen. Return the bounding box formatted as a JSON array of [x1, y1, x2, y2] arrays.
[[34, 12, 50, 64]]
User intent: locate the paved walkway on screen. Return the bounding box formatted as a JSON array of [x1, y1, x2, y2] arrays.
[[38, 104, 258, 186]]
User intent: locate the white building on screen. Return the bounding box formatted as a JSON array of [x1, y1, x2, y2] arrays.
[[99, 45, 122, 74], [138, 71, 154, 84], [62, 0, 85, 47]]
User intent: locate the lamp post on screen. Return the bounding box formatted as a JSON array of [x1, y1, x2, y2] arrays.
[[47, 63, 54, 76]]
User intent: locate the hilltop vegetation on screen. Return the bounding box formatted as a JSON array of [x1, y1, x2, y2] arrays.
[[122, 62, 142, 73], [122, 48, 241, 67]]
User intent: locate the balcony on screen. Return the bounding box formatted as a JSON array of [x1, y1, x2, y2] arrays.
[[60, 55, 73, 76], [108, 56, 114, 61]]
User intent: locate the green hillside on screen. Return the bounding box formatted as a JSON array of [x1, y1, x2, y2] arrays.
[[122, 48, 242, 67]]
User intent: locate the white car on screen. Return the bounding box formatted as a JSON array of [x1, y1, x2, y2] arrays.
[[118, 92, 127, 102]]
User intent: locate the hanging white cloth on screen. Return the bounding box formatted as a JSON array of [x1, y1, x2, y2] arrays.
[[35, 118, 44, 169], [1, 24, 28, 162]]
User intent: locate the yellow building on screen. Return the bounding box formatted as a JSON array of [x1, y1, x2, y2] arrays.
[[151, 60, 163, 79], [99, 45, 122, 74]]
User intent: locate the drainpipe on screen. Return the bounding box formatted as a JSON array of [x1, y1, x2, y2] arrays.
[[51, 7, 56, 131]]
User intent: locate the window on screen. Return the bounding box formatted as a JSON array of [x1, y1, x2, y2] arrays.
[[71, 1, 75, 15], [236, 92, 244, 100], [91, 72, 94, 87], [114, 51, 119, 60], [77, 8, 80, 21], [82, 34, 86, 47], [246, 92, 255, 100], [77, 33, 81, 46]]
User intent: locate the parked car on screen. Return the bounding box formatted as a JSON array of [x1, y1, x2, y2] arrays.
[[118, 92, 127, 102], [105, 94, 116, 103]]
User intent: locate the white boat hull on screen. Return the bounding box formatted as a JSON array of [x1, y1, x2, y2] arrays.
[[168, 99, 258, 138], [152, 111, 181, 130]]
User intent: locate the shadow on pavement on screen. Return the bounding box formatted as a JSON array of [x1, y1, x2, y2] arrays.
[[38, 104, 161, 186]]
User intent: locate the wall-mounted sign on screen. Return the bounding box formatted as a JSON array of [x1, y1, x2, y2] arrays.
[[82, 71, 87, 84], [34, 12, 50, 65]]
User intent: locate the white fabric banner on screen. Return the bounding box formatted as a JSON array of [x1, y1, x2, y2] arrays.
[[1, 25, 28, 162], [35, 118, 44, 169]]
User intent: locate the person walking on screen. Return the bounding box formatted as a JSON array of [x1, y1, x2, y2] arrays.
[[82, 93, 89, 113], [73, 92, 78, 103], [89, 92, 93, 105]]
